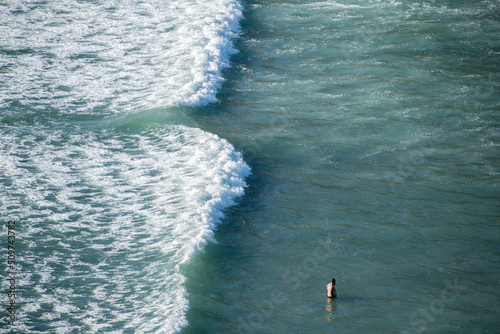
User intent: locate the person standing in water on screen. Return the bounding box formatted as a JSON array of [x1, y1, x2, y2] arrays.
[[327, 278, 337, 298]]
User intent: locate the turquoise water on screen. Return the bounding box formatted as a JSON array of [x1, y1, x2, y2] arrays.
[[1, 1, 249, 332], [1, 0, 500, 333], [184, 1, 500, 333]]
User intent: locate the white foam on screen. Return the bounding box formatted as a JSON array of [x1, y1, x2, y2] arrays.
[[0, 0, 243, 113], [0, 1, 248, 331], [0, 124, 251, 333]]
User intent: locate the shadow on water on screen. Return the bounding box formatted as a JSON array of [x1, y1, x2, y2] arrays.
[[180, 127, 281, 332], [180, 3, 286, 333]]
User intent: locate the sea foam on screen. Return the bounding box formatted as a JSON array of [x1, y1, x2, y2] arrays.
[[0, 124, 251, 332], [0, 0, 247, 331], [0, 0, 243, 113]]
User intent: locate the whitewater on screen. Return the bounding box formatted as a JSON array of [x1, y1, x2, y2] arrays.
[[0, 0, 249, 332], [2, 0, 500, 333]]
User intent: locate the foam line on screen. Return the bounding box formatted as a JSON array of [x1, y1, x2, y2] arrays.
[[0, 124, 251, 332], [0, 0, 243, 113]]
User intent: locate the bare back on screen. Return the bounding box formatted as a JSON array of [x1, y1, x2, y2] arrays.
[[327, 282, 337, 298]]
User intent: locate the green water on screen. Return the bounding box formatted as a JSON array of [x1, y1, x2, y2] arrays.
[[183, 0, 500, 333], [1, 0, 498, 332]]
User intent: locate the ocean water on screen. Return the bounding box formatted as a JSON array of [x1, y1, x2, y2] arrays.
[[1, 0, 249, 332], [1, 0, 499, 333]]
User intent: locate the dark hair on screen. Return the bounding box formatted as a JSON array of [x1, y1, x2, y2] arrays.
[[331, 278, 336, 285]]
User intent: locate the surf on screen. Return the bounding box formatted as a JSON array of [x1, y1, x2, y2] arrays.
[[0, 0, 248, 332]]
